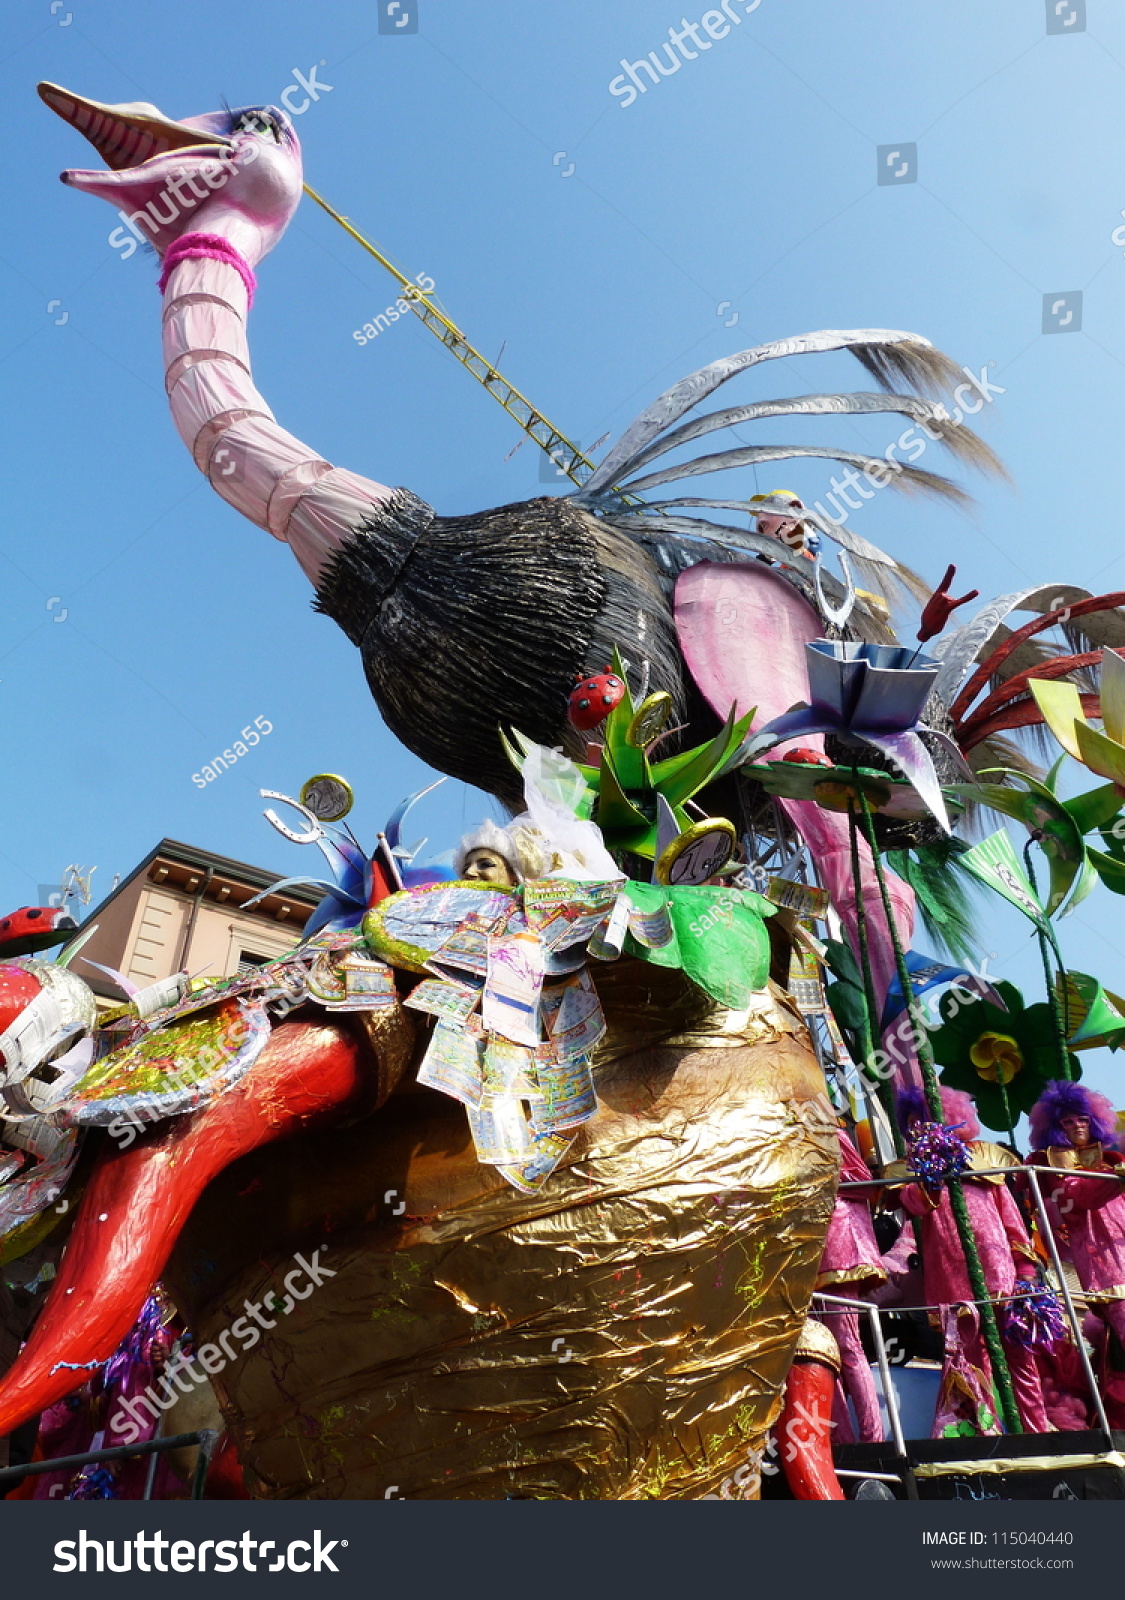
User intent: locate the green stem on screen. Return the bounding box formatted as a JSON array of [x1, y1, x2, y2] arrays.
[[847, 802, 904, 1156], [855, 781, 1023, 1435], [996, 1074, 1018, 1156], [1022, 840, 1073, 1082]]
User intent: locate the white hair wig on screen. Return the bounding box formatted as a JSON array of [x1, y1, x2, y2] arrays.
[[456, 818, 522, 879]]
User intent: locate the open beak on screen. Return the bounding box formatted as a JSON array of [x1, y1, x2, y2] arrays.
[[38, 80, 233, 205]]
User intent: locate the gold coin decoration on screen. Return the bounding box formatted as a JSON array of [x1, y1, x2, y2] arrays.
[[655, 819, 737, 886], [300, 773, 355, 821], [626, 692, 673, 749]]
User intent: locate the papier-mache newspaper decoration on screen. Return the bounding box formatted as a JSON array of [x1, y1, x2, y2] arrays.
[[0, 1119, 79, 1243], [367, 877, 618, 1192], [0, 919, 401, 1181], [959, 829, 1052, 935], [0, 749, 783, 1233]]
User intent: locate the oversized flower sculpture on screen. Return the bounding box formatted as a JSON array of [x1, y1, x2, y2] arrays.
[[749, 637, 963, 831], [1030, 647, 1125, 793], [947, 762, 1125, 915], [930, 979, 1078, 1132]]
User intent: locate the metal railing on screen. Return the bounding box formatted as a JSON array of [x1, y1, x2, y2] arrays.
[[827, 1162, 1121, 1450], [0, 1428, 218, 1501]]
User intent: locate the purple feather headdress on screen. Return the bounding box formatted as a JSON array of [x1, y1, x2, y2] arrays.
[[102, 1294, 170, 1390], [1029, 1080, 1119, 1152], [999, 1280, 1067, 1351], [896, 1085, 930, 1132], [896, 1084, 980, 1142]]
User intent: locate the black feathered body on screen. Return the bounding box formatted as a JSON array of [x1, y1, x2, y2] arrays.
[[315, 491, 682, 806]]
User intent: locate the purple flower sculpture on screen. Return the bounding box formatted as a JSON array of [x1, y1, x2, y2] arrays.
[[752, 639, 963, 831]]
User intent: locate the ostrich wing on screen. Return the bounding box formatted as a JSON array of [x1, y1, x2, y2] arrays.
[[600, 510, 810, 564], [632, 500, 908, 570], [932, 588, 1066, 704], [577, 330, 966, 500], [617, 443, 970, 502], [615, 391, 1003, 483], [598, 510, 904, 634]]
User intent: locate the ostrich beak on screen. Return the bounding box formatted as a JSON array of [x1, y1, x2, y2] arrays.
[[38, 80, 233, 206]]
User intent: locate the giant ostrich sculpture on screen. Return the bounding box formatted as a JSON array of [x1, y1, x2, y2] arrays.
[[34, 82, 999, 804], [0, 83, 1088, 1500], [35, 81, 1018, 989]]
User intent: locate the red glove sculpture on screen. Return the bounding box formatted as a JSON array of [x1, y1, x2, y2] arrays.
[[918, 564, 979, 643]]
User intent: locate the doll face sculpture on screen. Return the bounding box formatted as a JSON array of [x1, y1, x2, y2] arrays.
[[756, 511, 801, 544], [461, 847, 518, 886], [753, 491, 807, 551]]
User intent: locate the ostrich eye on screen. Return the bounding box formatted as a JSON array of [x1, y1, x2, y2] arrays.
[[235, 109, 282, 142]]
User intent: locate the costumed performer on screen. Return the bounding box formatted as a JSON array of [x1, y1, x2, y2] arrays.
[[894, 1087, 1051, 1435], [813, 1124, 887, 1443], [1026, 1082, 1125, 1357]]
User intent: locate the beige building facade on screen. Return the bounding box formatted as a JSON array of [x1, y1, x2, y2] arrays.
[[75, 839, 321, 1005]]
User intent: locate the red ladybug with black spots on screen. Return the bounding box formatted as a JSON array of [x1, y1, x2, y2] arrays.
[[567, 669, 626, 731], [0, 906, 78, 959]]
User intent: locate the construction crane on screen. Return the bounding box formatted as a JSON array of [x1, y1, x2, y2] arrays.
[[303, 183, 595, 489]]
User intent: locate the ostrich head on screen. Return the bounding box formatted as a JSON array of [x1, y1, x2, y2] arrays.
[[38, 82, 303, 261]]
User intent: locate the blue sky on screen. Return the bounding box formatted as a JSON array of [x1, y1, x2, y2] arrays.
[[2, 0, 1125, 1104]]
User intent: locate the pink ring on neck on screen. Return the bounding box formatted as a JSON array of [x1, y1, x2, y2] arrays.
[[158, 233, 257, 308]]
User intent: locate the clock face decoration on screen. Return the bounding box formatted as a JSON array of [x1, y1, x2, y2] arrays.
[[655, 820, 737, 886], [300, 773, 355, 822]]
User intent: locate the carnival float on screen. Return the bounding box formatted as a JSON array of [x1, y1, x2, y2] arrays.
[[2, 80, 1125, 1501]]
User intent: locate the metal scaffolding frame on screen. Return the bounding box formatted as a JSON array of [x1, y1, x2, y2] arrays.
[[828, 1162, 1120, 1450]]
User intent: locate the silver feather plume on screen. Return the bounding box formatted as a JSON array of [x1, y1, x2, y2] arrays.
[[573, 329, 1004, 613]]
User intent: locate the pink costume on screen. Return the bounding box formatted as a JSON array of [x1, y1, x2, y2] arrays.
[[899, 1135, 1050, 1435], [1027, 1147, 1125, 1349], [26, 1390, 96, 1500], [815, 1128, 886, 1442], [1026, 1082, 1125, 1365]]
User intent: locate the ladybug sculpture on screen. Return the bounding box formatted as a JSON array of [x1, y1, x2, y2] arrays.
[[779, 747, 834, 767], [567, 669, 626, 731], [0, 906, 78, 959]]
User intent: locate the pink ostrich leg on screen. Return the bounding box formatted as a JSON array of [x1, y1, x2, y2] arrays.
[[675, 561, 915, 1013]]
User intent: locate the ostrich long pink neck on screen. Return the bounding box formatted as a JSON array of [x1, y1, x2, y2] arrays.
[[162, 251, 390, 586]]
